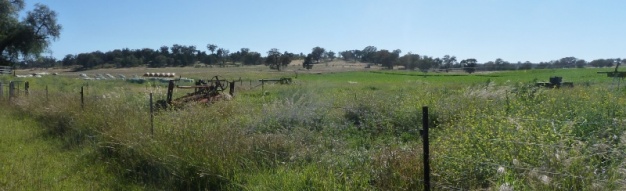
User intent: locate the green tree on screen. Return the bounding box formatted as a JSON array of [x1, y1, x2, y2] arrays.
[[311, 46, 325, 63], [242, 51, 262, 65], [433, 57, 442, 69], [417, 56, 435, 72], [554, 57, 577, 68], [216, 48, 229, 66], [575, 59, 586, 68], [442, 55, 457, 72], [340, 50, 355, 62], [121, 55, 141, 67], [325, 51, 336, 61], [461, 58, 477, 74], [280, 51, 294, 68], [360, 46, 377, 63], [303, 54, 313, 70], [1, 0, 62, 66], [75, 53, 102, 69], [399, 53, 419, 70], [206, 44, 217, 55], [240, 48, 249, 55], [159, 46, 169, 55], [536, 62, 551, 69], [265, 48, 282, 70], [61, 54, 75, 67], [518, 61, 533, 70], [375, 49, 400, 69], [150, 55, 168, 68]]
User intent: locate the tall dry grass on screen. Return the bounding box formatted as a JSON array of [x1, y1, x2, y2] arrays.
[[3, 74, 626, 190]]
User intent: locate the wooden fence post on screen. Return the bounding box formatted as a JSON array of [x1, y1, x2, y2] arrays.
[[421, 106, 430, 191], [150, 93, 154, 136], [229, 81, 235, 96], [24, 81, 29, 96], [8, 81, 15, 102], [166, 80, 174, 104], [80, 86, 84, 109]]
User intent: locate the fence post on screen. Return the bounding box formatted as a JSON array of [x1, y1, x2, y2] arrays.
[[24, 81, 29, 96], [46, 85, 49, 103], [150, 93, 154, 136], [80, 86, 84, 109], [421, 106, 430, 191], [9, 81, 15, 102], [15, 81, 19, 97], [0, 82, 3, 100], [166, 80, 174, 104], [229, 81, 235, 96]]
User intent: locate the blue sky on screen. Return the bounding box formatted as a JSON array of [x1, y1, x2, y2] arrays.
[[24, 0, 626, 63]]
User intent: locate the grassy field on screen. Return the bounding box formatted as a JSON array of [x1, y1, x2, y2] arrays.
[[2, 65, 626, 190], [0, 102, 146, 190]]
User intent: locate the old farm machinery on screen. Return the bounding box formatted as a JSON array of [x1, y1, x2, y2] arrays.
[[598, 62, 626, 89], [598, 62, 626, 78], [157, 76, 235, 109], [535, 76, 573, 88]]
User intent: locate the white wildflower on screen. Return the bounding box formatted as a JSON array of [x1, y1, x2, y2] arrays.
[[512, 159, 519, 166], [499, 182, 513, 191], [497, 166, 506, 174]]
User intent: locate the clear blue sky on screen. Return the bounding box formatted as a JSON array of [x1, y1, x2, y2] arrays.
[[24, 0, 626, 63]]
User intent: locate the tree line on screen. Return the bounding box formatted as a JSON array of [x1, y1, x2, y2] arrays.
[[21, 44, 336, 71], [336, 47, 624, 73], [55, 44, 269, 70], [18, 44, 626, 73]]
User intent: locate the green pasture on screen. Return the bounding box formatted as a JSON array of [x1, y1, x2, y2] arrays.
[[301, 68, 616, 85], [1, 67, 626, 190], [0, 103, 145, 190]]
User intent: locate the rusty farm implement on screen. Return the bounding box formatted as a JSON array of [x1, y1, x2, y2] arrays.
[[156, 76, 235, 109]]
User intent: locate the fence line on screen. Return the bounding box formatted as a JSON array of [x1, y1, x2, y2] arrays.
[[4, 81, 625, 190]]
